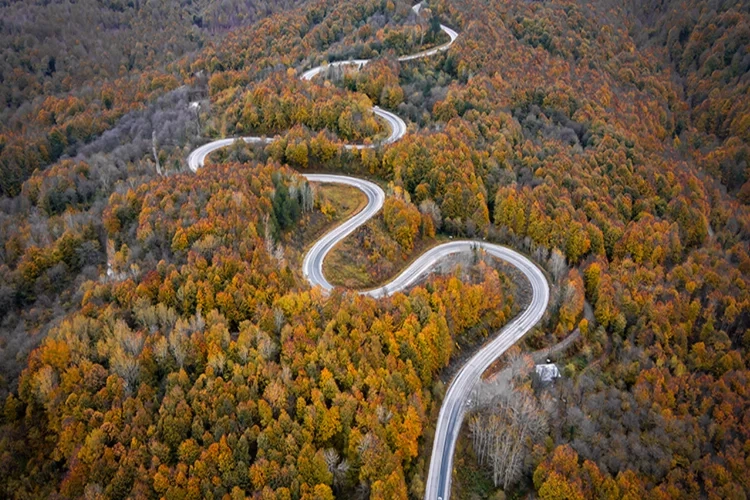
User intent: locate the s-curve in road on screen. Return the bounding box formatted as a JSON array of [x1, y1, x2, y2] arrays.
[[187, 4, 549, 499], [189, 2, 452, 171], [301, 174, 385, 292], [186, 105, 405, 173], [300, 2, 458, 80], [422, 243, 549, 500]]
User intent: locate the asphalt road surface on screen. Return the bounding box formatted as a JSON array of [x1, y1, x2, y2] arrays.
[[186, 4, 549, 499], [422, 242, 548, 500]]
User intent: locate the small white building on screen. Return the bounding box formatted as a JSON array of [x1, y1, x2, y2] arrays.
[[535, 363, 561, 384]]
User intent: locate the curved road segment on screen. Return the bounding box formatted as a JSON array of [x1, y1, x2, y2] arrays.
[[300, 4, 459, 80], [187, 4, 549, 499]]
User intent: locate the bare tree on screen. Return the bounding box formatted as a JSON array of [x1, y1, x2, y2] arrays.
[[419, 198, 443, 230], [111, 348, 140, 393], [547, 248, 567, 283], [256, 329, 278, 362], [169, 327, 188, 368], [470, 389, 548, 490], [263, 213, 285, 265], [376, 405, 393, 424], [151, 130, 163, 176], [300, 182, 314, 213], [323, 448, 350, 489], [273, 307, 285, 334]]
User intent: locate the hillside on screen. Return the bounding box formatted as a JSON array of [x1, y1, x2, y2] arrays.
[[621, 0, 750, 201], [0, 0, 748, 498], [0, 0, 306, 196]]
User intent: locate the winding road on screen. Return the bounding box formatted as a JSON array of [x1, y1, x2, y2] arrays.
[[187, 4, 549, 499]]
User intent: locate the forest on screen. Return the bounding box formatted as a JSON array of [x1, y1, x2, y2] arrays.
[[0, 0, 748, 498], [0, 0, 308, 197]]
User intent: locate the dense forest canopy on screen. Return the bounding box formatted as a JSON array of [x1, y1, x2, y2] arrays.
[[619, 0, 750, 200], [0, 0, 748, 498], [0, 0, 308, 196]]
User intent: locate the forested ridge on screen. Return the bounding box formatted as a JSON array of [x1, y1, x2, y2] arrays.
[[0, 0, 307, 197], [0, 0, 748, 499], [620, 0, 750, 200]]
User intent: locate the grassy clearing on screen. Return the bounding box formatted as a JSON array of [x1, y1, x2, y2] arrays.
[[323, 214, 443, 289], [323, 239, 379, 288], [283, 183, 366, 268], [315, 183, 368, 226], [291, 183, 367, 245]]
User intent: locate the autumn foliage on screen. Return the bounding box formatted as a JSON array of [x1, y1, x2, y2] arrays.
[[0, 0, 748, 498]]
